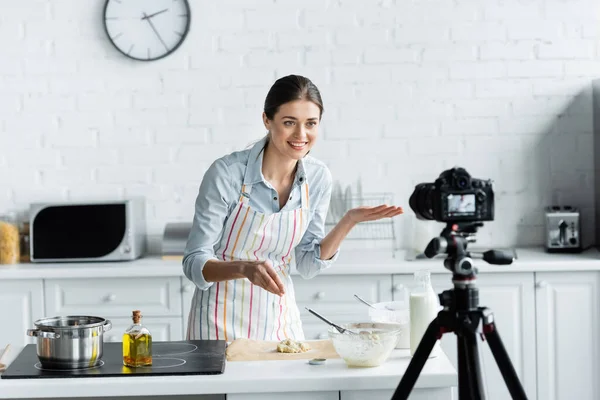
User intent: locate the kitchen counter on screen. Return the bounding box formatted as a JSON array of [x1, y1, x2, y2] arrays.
[[0, 345, 457, 399], [0, 246, 599, 280]]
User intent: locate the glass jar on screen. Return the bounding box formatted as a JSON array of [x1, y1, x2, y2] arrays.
[[0, 212, 20, 264], [20, 221, 30, 263]]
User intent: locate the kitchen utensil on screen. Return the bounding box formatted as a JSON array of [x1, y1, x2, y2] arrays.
[[353, 294, 376, 309], [26, 315, 112, 369], [328, 322, 401, 368], [305, 307, 358, 335], [225, 338, 339, 361], [0, 344, 11, 373]]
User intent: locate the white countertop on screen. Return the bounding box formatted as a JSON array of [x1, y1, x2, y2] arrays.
[[0, 345, 457, 398], [0, 246, 599, 280]]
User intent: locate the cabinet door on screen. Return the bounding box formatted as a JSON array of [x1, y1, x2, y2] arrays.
[[535, 271, 599, 400], [227, 392, 338, 400], [0, 280, 44, 347], [392, 272, 537, 400], [340, 388, 452, 400]]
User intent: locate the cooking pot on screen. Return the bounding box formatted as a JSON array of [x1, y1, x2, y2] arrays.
[[26, 316, 112, 369]]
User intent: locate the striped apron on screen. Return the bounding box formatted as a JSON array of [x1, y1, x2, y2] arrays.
[[186, 176, 310, 342]]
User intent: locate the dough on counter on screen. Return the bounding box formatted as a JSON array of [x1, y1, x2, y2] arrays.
[[276, 338, 311, 353]]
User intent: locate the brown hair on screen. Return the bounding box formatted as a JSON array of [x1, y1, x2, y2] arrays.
[[263, 75, 324, 120]]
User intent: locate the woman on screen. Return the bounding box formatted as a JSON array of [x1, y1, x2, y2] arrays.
[[183, 75, 403, 342]]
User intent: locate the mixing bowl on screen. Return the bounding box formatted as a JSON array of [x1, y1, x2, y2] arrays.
[[328, 322, 401, 368]]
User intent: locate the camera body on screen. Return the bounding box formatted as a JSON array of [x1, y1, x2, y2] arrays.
[[409, 167, 494, 223]]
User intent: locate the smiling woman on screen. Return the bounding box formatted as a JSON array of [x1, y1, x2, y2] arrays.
[[182, 75, 404, 343]]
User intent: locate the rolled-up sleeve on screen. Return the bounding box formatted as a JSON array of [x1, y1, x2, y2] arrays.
[[294, 168, 339, 279], [183, 159, 233, 291]]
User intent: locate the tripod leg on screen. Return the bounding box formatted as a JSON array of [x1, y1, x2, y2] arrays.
[[457, 330, 486, 400], [482, 313, 528, 400], [390, 315, 442, 400]]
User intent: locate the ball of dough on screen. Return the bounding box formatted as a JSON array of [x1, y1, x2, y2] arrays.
[[276, 338, 311, 353]]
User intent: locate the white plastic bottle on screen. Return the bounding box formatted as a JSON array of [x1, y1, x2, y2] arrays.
[[409, 270, 442, 358]]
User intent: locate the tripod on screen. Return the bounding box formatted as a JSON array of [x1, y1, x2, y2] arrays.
[[391, 222, 529, 400]]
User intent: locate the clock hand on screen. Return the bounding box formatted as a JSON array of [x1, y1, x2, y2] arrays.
[[141, 8, 169, 20], [142, 13, 169, 52]]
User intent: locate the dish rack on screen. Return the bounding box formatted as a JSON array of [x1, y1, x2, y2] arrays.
[[325, 189, 397, 250]]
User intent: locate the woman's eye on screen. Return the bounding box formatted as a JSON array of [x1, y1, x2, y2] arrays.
[[284, 121, 294, 126], [307, 121, 317, 127]]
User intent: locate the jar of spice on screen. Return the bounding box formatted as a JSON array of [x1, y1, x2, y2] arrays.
[[0, 212, 20, 264]]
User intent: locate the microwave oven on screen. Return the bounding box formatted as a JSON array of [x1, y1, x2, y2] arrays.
[[29, 199, 146, 262]]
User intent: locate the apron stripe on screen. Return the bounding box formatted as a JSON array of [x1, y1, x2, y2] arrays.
[[246, 213, 264, 337], [220, 203, 245, 341], [279, 209, 296, 339], [230, 208, 251, 340], [254, 215, 274, 340], [237, 212, 256, 340], [276, 212, 291, 340], [206, 285, 212, 340], [198, 289, 204, 340], [262, 215, 279, 340]]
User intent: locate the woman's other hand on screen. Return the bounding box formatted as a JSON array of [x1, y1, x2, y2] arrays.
[[346, 205, 404, 224], [242, 260, 286, 296]]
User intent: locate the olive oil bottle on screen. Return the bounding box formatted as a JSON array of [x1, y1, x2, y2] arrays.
[[123, 310, 152, 367]]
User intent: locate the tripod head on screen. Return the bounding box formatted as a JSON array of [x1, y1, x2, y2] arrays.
[[423, 222, 514, 278]]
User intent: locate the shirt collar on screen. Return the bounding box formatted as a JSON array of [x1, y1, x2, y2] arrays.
[[243, 135, 308, 187]]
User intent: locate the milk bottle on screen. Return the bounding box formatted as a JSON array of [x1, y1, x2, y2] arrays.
[[409, 270, 442, 358]]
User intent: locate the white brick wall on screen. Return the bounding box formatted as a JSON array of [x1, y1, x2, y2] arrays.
[[1, 0, 599, 253]]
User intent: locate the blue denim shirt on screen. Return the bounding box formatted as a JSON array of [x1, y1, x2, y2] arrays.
[[183, 135, 339, 291]]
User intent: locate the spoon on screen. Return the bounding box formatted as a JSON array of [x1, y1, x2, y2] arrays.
[[305, 307, 358, 335], [354, 294, 376, 309]]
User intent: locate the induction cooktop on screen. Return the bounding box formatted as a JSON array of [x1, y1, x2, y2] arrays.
[[1, 340, 227, 379]]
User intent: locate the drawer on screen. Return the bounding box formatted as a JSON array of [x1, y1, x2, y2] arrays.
[[292, 275, 393, 305], [102, 317, 184, 343], [45, 277, 182, 317]]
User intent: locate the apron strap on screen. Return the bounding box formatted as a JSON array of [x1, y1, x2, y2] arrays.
[[300, 181, 309, 209], [239, 184, 253, 204]]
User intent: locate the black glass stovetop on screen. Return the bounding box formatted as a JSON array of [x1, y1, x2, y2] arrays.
[[1, 340, 227, 379]]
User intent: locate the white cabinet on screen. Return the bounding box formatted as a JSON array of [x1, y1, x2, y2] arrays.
[[340, 388, 453, 400], [44, 277, 182, 317], [0, 280, 44, 347], [392, 272, 537, 400], [535, 271, 600, 400], [227, 392, 338, 400]]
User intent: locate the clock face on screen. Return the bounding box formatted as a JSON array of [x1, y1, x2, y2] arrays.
[[103, 0, 191, 61]]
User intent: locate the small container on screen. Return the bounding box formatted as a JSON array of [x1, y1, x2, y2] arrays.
[[0, 212, 20, 265], [122, 310, 152, 367]]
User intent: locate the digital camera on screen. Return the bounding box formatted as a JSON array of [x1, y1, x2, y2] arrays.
[[409, 167, 494, 223]]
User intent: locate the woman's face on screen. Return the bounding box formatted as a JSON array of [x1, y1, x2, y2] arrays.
[[263, 99, 321, 161]]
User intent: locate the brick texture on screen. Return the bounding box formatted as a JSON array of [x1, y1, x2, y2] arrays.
[[0, 0, 599, 250]]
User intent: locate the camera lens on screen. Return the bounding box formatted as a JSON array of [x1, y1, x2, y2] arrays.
[[409, 183, 435, 220]]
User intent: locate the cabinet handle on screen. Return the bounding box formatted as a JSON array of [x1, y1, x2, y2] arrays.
[[536, 281, 548, 288], [315, 291, 325, 300], [105, 294, 117, 302], [393, 284, 403, 292]]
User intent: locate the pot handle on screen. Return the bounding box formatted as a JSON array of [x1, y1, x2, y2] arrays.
[[27, 329, 60, 339], [102, 320, 112, 332]]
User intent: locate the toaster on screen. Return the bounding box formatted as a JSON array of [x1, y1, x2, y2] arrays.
[[544, 206, 581, 252]]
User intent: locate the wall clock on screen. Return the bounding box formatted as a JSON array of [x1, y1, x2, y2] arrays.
[[103, 0, 191, 61]]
